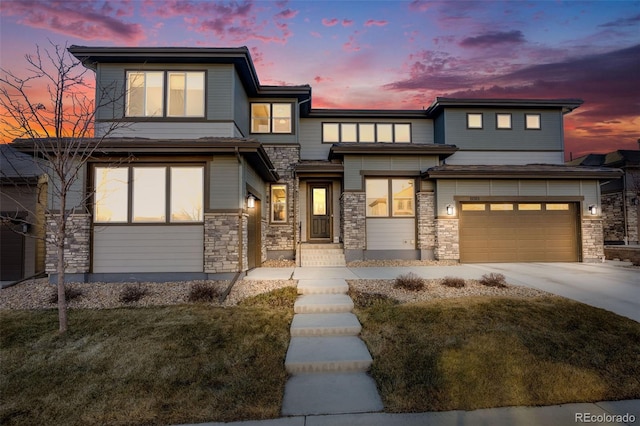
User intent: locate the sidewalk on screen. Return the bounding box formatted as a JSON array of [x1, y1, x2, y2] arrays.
[[178, 398, 639, 426]]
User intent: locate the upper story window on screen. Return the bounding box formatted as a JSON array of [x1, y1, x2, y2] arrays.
[[322, 123, 411, 143], [126, 71, 205, 118], [467, 113, 483, 129], [525, 114, 541, 129], [251, 103, 292, 133], [496, 113, 512, 129]]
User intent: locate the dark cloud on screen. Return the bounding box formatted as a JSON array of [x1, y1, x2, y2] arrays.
[[599, 13, 640, 27], [460, 30, 525, 48]]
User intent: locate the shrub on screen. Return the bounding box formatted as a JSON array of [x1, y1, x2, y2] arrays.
[[119, 285, 148, 303], [188, 283, 221, 303], [479, 273, 507, 288], [349, 289, 398, 309], [239, 286, 297, 309], [394, 272, 425, 291], [441, 276, 466, 288], [49, 286, 83, 304]]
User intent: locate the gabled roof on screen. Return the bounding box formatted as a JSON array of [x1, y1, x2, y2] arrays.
[[425, 97, 583, 117], [68, 45, 312, 111], [424, 164, 622, 180]]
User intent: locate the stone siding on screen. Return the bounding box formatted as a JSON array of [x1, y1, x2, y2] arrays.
[[45, 213, 90, 274], [435, 218, 459, 260], [602, 192, 624, 243], [581, 218, 605, 263], [416, 191, 436, 260], [204, 212, 245, 273], [263, 145, 299, 254], [341, 192, 366, 250]]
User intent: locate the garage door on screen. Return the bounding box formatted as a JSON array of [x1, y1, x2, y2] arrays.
[[1, 225, 24, 281], [460, 202, 579, 262]]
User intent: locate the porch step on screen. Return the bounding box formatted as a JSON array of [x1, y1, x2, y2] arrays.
[[300, 244, 346, 267], [285, 336, 373, 373], [298, 279, 349, 294], [291, 313, 362, 337], [294, 294, 354, 314]]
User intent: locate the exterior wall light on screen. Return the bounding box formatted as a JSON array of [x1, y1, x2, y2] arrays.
[[446, 204, 454, 215], [588, 205, 597, 215], [247, 194, 256, 209]]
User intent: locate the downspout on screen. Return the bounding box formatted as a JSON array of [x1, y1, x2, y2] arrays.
[[235, 147, 244, 272]]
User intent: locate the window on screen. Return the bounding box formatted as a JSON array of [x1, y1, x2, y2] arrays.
[[94, 165, 204, 224], [461, 203, 486, 211], [321, 123, 412, 143], [168, 72, 205, 117], [271, 184, 287, 223], [366, 178, 415, 217], [126, 71, 205, 118], [490, 203, 514, 211], [546, 203, 569, 211], [525, 114, 541, 129], [251, 103, 292, 133], [126, 71, 164, 117], [467, 113, 483, 129], [496, 113, 512, 129], [519, 203, 542, 211]]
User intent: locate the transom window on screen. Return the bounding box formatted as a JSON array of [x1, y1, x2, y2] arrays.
[[366, 178, 415, 217], [322, 123, 411, 143], [94, 165, 204, 223], [126, 71, 205, 118], [251, 103, 292, 133]]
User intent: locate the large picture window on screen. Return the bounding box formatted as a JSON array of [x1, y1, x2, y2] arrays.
[[366, 178, 415, 217], [126, 71, 205, 118], [271, 184, 287, 223], [94, 165, 204, 224], [251, 103, 292, 133]]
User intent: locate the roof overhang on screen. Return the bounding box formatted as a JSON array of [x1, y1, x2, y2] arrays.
[[294, 161, 344, 177], [424, 164, 623, 180], [425, 97, 584, 117], [329, 143, 458, 160], [307, 109, 426, 119], [11, 137, 280, 182]]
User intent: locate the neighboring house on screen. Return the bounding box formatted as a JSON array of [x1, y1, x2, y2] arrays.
[[568, 148, 640, 245], [0, 144, 46, 282], [10, 46, 622, 282]]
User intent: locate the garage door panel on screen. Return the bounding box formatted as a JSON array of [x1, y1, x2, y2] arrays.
[[460, 202, 579, 263]]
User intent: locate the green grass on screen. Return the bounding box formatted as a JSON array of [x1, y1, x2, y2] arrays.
[[0, 288, 296, 426], [353, 294, 640, 412]]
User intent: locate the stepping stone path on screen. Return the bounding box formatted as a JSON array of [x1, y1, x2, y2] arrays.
[[282, 278, 384, 416]]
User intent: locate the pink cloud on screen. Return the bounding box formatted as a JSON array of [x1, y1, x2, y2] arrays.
[[408, 0, 433, 12], [1, 0, 145, 43], [275, 8, 299, 20], [342, 19, 354, 27], [314, 75, 332, 83], [343, 35, 361, 52], [310, 31, 322, 38], [322, 18, 339, 27], [364, 19, 388, 27]]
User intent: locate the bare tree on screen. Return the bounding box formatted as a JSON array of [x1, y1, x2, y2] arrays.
[[0, 42, 125, 333]]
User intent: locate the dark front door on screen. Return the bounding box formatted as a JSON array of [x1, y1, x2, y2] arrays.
[[247, 199, 261, 269], [309, 183, 331, 241]]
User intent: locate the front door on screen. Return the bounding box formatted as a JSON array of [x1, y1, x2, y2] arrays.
[[309, 183, 331, 241]]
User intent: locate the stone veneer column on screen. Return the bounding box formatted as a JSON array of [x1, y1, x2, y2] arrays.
[[601, 192, 624, 242], [625, 190, 639, 244], [581, 218, 605, 263], [204, 212, 245, 273], [45, 213, 90, 274], [416, 192, 436, 260], [341, 192, 366, 256], [435, 218, 459, 260]]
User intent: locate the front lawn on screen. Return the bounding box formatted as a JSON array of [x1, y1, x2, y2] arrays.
[[353, 294, 640, 412], [0, 287, 297, 426]]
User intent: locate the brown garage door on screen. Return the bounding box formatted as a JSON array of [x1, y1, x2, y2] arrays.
[[460, 202, 579, 262]]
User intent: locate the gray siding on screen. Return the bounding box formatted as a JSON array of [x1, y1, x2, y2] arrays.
[[434, 113, 445, 145], [249, 98, 299, 145], [446, 151, 564, 165], [207, 65, 234, 120], [366, 218, 415, 250], [93, 225, 203, 273], [48, 162, 85, 211], [98, 122, 236, 139], [210, 156, 240, 210], [436, 179, 601, 216], [344, 155, 439, 191], [233, 70, 250, 137], [443, 109, 564, 151], [244, 162, 265, 201]]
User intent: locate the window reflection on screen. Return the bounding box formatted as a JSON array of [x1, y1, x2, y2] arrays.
[[271, 184, 287, 223], [392, 179, 414, 216], [133, 167, 166, 222], [171, 167, 203, 222], [95, 167, 128, 222], [366, 179, 389, 217]]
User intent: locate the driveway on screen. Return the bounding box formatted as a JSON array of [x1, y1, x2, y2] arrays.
[[465, 262, 640, 323]]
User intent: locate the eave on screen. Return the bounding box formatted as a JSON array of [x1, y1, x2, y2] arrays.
[[11, 137, 280, 182], [307, 109, 426, 119], [424, 164, 623, 180], [425, 97, 584, 117], [329, 143, 458, 160]]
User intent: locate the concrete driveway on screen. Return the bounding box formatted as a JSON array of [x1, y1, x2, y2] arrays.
[[465, 262, 640, 323]]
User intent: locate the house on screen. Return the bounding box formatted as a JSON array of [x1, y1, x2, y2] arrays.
[[10, 46, 622, 282], [568, 147, 640, 245], [0, 144, 46, 283]]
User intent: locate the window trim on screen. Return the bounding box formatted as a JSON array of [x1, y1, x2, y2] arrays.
[[365, 177, 416, 218], [322, 122, 412, 143], [250, 102, 293, 134], [93, 164, 205, 225], [467, 113, 483, 129], [166, 71, 206, 118], [525, 113, 542, 130], [270, 183, 288, 224], [496, 113, 512, 130], [124, 70, 207, 119]]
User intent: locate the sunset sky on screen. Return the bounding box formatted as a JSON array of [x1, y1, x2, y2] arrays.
[[1, 0, 638, 158]]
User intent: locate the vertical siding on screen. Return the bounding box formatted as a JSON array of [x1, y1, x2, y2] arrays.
[[244, 162, 265, 201], [210, 156, 240, 210], [366, 218, 415, 250], [93, 225, 203, 272]]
